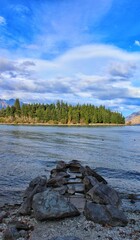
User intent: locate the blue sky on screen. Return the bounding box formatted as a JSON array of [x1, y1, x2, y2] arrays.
[[0, 0, 140, 116]]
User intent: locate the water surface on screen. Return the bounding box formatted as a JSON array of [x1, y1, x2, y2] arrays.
[[0, 125, 140, 205]]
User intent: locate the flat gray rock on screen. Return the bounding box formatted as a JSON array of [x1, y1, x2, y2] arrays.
[[32, 189, 80, 221], [47, 176, 67, 187], [74, 183, 85, 193], [69, 196, 86, 212]]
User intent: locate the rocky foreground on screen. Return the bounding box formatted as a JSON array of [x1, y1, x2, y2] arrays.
[[0, 160, 140, 240]]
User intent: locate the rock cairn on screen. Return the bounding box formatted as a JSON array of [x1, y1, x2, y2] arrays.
[[18, 160, 127, 227], [1, 160, 129, 240]]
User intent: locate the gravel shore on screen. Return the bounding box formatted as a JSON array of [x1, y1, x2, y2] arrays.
[[0, 199, 140, 240], [31, 211, 140, 240]]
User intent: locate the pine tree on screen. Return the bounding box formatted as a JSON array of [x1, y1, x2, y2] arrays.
[[14, 99, 21, 117]]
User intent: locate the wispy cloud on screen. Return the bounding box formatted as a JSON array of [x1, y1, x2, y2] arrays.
[[10, 4, 30, 14], [0, 16, 6, 25], [0, 0, 113, 58], [134, 40, 140, 47]]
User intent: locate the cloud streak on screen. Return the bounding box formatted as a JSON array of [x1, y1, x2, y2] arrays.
[[0, 0, 113, 58], [0, 16, 6, 25]]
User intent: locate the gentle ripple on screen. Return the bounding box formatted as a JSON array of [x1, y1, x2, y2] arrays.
[[0, 125, 140, 204]]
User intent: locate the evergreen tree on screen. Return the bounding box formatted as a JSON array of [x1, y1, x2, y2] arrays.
[[6, 106, 11, 117], [0, 99, 125, 124], [14, 99, 21, 117]]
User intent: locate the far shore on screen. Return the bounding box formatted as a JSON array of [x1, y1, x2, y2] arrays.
[[0, 122, 126, 126]]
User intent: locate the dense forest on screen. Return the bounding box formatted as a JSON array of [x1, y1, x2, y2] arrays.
[[0, 99, 125, 124]]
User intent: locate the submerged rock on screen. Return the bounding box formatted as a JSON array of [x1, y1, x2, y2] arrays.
[[32, 189, 80, 221]]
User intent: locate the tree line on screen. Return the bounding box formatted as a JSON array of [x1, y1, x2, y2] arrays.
[[0, 99, 125, 124]]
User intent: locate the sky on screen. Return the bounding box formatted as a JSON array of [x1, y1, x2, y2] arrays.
[[0, 0, 140, 116]]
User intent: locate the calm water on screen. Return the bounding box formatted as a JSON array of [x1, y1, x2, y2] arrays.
[[0, 125, 140, 205]]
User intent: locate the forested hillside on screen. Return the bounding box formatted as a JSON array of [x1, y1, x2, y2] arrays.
[[0, 99, 125, 124]]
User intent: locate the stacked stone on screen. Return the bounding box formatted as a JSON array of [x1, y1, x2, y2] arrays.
[[18, 160, 128, 227]]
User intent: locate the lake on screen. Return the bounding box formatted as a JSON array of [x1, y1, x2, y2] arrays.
[[0, 125, 140, 205]]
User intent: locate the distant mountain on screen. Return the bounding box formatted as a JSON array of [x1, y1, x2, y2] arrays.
[[126, 111, 140, 125], [0, 99, 23, 109]]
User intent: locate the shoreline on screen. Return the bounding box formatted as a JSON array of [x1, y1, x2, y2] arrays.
[[0, 122, 126, 126]]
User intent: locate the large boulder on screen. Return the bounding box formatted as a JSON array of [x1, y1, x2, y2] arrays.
[[32, 189, 80, 221], [86, 183, 120, 206], [18, 176, 47, 215], [23, 175, 47, 199], [84, 202, 128, 226]]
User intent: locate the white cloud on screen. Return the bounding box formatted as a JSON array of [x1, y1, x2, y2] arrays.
[[0, 16, 6, 25], [1, 43, 140, 116], [108, 62, 136, 78], [134, 40, 140, 47], [57, 44, 140, 64]]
